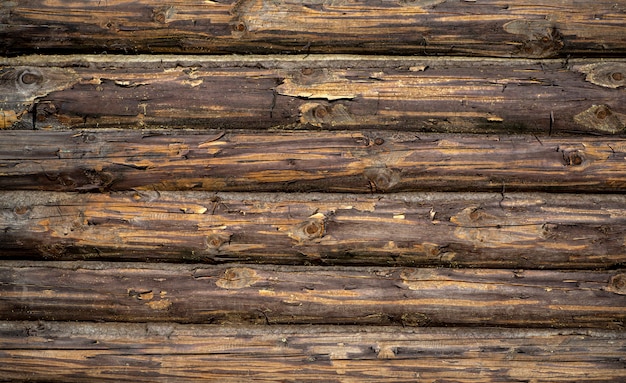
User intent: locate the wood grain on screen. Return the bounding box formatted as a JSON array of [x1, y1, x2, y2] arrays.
[[1, 55, 625, 133], [2, 1, 626, 58], [1, 321, 625, 382], [0, 262, 625, 327], [2, 191, 626, 268], [2, 130, 626, 193]]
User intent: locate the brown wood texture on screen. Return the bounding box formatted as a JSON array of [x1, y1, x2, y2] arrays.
[[1, 322, 625, 382], [3, 2, 626, 381], [2, 191, 626, 268], [2, 1, 626, 58], [2, 130, 626, 193], [1, 262, 625, 327], [2, 55, 626, 133]]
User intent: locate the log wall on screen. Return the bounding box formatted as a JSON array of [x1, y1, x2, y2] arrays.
[[1, 1, 626, 382]]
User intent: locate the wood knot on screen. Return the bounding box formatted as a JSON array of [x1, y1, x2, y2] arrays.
[[18, 69, 43, 86], [152, 7, 175, 24], [562, 150, 584, 166], [232, 21, 247, 34], [79, 170, 115, 191], [301, 218, 325, 240], [574, 104, 625, 134], [205, 233, 231, 250], [364, 166, 400, 192], [57, 174, 77, 188], [468, 207, 492, 222], [298, 102, 355, 128], [314, 105, 329, 119], [577, 62, 626, 89], [15, 68, 44, 94], [503, 20, 563, 58], [606, 274, 626, 295], [400, 312, 431, 327], [518, 28, 563, 58], [302, 220, 324, 239], [130, 191, 160, 202], [289, 213, 326, 242], [595, 106, 610, 120], [36, 243, 66, 259], [13, 206, 30, 216], [216, 267, 259, 289]]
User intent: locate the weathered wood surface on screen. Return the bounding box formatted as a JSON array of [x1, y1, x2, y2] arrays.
[[2, 191, 626, 268], [2, 1, 626, 58], [2, 55, 626, 133], [1, 262, 625, 327], [2, 130, 626, 193], [1, 322, 625, 383]]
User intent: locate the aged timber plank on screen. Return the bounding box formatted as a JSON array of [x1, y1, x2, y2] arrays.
[[2, 1, 626, 58], [1, 322, 625, 382], [0, 262, 625, 327], [1, 55, 625, 133], [2, 130, 626, 193], [1, 191, 626, 268]]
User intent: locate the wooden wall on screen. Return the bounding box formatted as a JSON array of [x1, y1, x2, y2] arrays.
[[1, 1, 626, 381]]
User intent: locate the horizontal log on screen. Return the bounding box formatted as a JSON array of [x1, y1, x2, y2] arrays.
[[2, 1, 626, 58], [2, 130, 626, 193], [1, 322, 625, 382], [1, 55, 625, 133], [1, 262, 625, 327], [2, 192, 626, 268]]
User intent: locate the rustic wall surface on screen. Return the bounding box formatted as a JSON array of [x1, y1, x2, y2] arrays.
[[1, 1, 626, 382]]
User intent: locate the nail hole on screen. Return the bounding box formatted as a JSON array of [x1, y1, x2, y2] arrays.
[[612, 72, 623, 81], [234, 22, 246, 32], [374, 138, 385, 145]]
